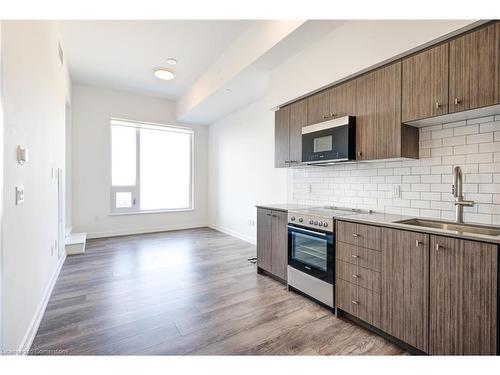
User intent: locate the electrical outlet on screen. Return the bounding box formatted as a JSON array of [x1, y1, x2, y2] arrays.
[[393, 185, 401, 199]]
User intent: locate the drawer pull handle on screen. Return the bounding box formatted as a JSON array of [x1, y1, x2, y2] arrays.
[[415, 240, 423, 247], [435, 243, 443, 251], [352, 233, 359, 238], [435, 101, 442, 109], [351, 274, 359, 279], [351, 300, 358, 305], [351, 254, 359, 258]]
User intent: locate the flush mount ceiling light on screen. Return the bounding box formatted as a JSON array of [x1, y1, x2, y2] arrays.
[[166, 58, 177, 65], [153, 68, 175, 81]]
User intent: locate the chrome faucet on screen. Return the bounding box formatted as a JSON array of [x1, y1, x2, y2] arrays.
[[452, 166, 474, 223]]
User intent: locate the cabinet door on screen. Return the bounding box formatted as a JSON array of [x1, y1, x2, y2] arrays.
[[274, 106, 290, 168], [256, 208, 273, 273], [289, 99, 307, 165], [402, 43, 449, 122], [355, 72, 377, 160], [271, 211, 288, 281], [376, 62, 402, 159], [307, 90, 330, 125], [329, 80, 356, 119], [449, 23, 499, 113], [430, 235, 497, 355], [381, 228, 429, 353]]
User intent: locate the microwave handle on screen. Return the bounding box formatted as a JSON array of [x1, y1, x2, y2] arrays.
[[287, 225, 327, 238]]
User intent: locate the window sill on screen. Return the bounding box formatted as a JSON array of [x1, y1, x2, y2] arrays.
[[109, 208, 194, 216]]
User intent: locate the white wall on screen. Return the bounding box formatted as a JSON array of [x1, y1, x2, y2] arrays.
[[65, 103, 72, 232], [0, 20, 4, 351], [1, 21, 69, 351], [71, 83, 208, 238], [268, 20, 476, 108], [291, 115, 500, 224], [208, 98, 287, 244]]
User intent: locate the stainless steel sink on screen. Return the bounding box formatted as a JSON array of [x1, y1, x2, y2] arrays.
[[395, 218, 500, 237]]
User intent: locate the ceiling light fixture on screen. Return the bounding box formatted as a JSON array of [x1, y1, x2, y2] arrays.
[[153, 68, 175, 81], [166, 58, 177, 65]]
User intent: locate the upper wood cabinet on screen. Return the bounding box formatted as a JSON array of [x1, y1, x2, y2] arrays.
[[307, 90, 330, 125], [402, 44, 449, 122], [329, 80, 357, 119], [381, 228, 429, 353], [356, 62, 418, 161], [274, 100, 307, 168], [307, 80, 357, 125], [256, 208, 288, 281], [449, 22, 499, 113], [274, 106, 290, 168], [429, 235, 497, 355]]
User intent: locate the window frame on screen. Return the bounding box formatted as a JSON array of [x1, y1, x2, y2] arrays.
[[109, 118, 194, 215]]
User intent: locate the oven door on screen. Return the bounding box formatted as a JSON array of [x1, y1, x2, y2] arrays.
[[287, 225, 334, 284]]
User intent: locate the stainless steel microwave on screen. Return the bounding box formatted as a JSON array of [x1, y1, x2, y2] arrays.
[[301, 116, 356, 164]]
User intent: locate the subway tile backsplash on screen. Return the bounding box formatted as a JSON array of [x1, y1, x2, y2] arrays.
[[290, 114, 500, 225]]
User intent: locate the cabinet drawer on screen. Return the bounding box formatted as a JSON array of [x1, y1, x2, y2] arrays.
[[337, 221, 381, 251], [336, 242, 381, 271], [336, 279, 358, 316], [337, 260, 381, 293], [336, 279, 381, 328]]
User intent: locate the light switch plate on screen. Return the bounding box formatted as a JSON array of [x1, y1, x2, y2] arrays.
[[16, 185, 25, 205]]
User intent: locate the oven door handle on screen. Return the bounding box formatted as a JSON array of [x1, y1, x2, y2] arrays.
[[288, 225, 327, 238]]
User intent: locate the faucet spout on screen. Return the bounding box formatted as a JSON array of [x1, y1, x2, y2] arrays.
[[452, 166, 474, 224]]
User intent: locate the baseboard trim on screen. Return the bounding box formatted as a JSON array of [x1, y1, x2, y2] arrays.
[[18, 252, 66, 355], [208, 224, 256, 245], [86, 223, 208, 239]]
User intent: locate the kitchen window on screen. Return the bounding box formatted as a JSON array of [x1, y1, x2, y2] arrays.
[[110, 118, 193, 213]]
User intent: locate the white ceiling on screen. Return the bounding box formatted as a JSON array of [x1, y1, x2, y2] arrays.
[[60, 20, 255, 99]]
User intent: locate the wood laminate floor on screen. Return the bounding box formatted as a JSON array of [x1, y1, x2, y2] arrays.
[[31, 227, 406, 355]]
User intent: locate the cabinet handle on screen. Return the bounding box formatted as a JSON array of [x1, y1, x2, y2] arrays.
[[351, 300, 359, 305], [330, 113, 336, 118], [284, 160, 290, 164], [435, 243, 443, 251], [271, 214, 277, 217], [352, 233, 359, 238], [435, 101, 442, 109], [415, 240, 423, 247], [357, 151, 362, 157], [351, 274, 359, 279], [266, 213, 272, 216], [454, 98, 461, 105], [289, 160, 298, 164], [351, 254, 359, 258]]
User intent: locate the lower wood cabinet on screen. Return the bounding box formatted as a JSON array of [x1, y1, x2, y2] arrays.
[[381, 228, 429, 353], [256, 208, 288, 281], [336, 220, 499, 355], [429, 235, 498, 355]]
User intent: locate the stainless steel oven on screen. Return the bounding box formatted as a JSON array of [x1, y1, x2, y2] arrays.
[[287, 225, 334, 283]]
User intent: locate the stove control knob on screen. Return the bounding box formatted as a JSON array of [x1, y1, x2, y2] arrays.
[[309, 220, 314, 225], [323, 222, 328, 228], [298, 218, 303, 223], [313, 220, 318, 225], [318, 222, 323, 227], [290, 216, 295, 221]]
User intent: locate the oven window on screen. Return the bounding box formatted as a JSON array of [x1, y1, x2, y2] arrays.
[[313, 135, 332, 153], [291, 232, 328, 271]]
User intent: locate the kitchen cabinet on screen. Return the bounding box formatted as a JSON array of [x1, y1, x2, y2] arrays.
[[336, 221, 382, 329], [356, 62, 418, 161], [274, 106, 290, 168], [429, 235, 497, 355], [402, 43, 449, 122], [307, 90, 330, 125], [256, 208, 288, 281], [307, 81, 357, 125], [274, 99, 307, 168], [380, 228, 429, 353], [449, 22, 499, 113]]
